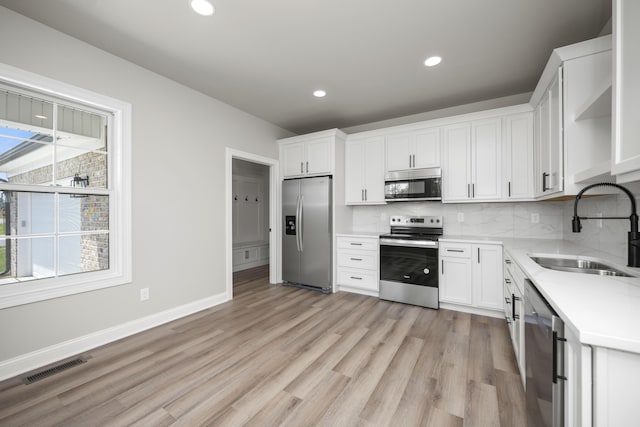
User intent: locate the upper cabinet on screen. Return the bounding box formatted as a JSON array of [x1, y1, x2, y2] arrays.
[[534, 69, 563, 197], [531, 35, 618, 198], [504, 112, 535, 200], [282, 137, 331, 177], [345, 136, 386, 204], [280, 130, 345, 178], [612, 0, 640, 183], [442, 118, 502, 202], [385, 128, 440, 172]]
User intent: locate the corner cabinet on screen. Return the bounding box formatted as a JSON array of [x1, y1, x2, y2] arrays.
[[534, 68, 563, 197], [440, 241, 503, 315], [280, 133, 337, 178], [345, 136, 385, 204], [442, 119, 502, 202], [612, 0, 640, 183]]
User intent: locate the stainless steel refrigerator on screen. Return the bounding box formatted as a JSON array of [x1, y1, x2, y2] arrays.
[[282, 176, 332, 292]]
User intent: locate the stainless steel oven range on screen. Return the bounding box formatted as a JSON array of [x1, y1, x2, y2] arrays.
[[379, 215, 442, 309]]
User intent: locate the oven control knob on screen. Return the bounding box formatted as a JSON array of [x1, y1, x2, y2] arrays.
[[423, 268, 430, 275], [430, 219, 434, 223]]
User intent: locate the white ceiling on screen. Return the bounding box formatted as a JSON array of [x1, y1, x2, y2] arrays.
[[0, 0, 611, 134]]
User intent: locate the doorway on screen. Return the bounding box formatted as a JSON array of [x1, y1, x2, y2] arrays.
[[225, 148, 279, 300]]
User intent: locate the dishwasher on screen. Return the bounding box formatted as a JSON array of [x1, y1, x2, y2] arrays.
[[525, 279, 565, 427]]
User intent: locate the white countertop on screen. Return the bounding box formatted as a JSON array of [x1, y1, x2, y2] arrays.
[[445, 236, 640, 353], [336, 232, 381, 238]]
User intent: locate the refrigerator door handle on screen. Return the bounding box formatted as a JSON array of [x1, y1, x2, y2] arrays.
[[299, 195, 304, 252], [295, 195, 301, 252]]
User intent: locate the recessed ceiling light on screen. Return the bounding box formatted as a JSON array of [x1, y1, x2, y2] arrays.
[[424, 56, 442, 67], [190, 0, 215, 16], [34, 115, 47, 119], [313, 90, 327, 98]]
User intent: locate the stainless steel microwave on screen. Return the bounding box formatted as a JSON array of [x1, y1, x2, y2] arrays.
[[384, 167, 442, 202]]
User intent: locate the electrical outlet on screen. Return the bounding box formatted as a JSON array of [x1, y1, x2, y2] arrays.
[[457, 212, 464, 222], [140, 288, 149, 301], [531, 213, 540, 224], [597, 212, 603, 228]]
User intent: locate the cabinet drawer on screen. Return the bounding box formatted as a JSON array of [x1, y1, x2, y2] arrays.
[[337, 268, 378, 291], [337, 236, 378, 251], [504, 252, 526, 294], [338, 250, 377, 270], [440, 243, 472, 258]]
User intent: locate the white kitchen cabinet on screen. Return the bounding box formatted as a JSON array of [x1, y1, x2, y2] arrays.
[[442, 123, 471, 201], [472, 119, 502, 200], [530, 35, 616, 198], [472, 244, 503, 310], [503, 251, 526, 384], [336, 235, 379, 296], [280, 136, 333, 178], [564, 326, 592, 427], [440, 241, 503, 313], [534, 68, 564, 197], [386, 127, 440, 172], [504, 112, 534, 200], [440, 254, 473, 305], [345, 136, 385, 204], [443, 119, 502, 202], [612, 0, 640, 183], [503, 270, 515, 347], [282, 142, 306, 177]]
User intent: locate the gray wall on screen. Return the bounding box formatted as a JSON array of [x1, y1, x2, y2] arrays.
[[0, 7, 292, 361]]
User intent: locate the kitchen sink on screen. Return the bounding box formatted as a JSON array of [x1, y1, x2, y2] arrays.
[[529, 255, 638, 278]]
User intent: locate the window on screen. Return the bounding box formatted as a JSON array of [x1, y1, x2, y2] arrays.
[[0, 64, 131, 308]]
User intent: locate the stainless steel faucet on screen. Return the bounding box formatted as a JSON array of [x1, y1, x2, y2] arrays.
[[571, 182, 640, 267]]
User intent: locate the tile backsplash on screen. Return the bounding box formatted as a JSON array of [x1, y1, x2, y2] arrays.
[[350, 181, 640, 260], [352, 200, 566, 238], [562, 182, 640, 261]]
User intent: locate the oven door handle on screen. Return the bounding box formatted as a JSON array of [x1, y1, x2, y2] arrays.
[[380, 239, 438, 248]]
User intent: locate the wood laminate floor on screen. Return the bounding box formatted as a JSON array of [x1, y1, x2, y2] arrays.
[[0, 266, 525, 426]]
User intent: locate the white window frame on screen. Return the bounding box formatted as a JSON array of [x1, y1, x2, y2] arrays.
[[0, 63, 132, 309]]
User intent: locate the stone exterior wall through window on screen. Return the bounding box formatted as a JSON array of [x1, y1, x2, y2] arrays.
[[6, 151, 108, 276]]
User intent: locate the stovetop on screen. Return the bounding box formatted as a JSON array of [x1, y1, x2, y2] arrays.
[[380, 215, 444, 241]]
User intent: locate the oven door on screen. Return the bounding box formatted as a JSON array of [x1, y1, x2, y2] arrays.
[[379, 240, 439, 286], [379, 239, 440, 309]]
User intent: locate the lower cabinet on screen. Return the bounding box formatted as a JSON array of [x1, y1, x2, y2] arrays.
[[440, 241, 503, 312], [504, 250, 526, 384], [564, 326, 592, 427], [336, 235, 379, 295]]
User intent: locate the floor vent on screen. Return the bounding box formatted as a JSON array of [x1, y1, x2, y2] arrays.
[[23, 357, 86, 384]]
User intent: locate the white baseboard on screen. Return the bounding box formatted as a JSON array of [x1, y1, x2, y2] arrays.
[[0, 292, 229, 382], [233, 258, 269, 272], [439, 302, 504, 319]]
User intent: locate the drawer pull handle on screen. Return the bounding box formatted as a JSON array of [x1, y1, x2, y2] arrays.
[[350, 258, 362, 261], [447, 249, 465, 253], [350, 243, 363, 246], [350, 276, 362, 280]]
